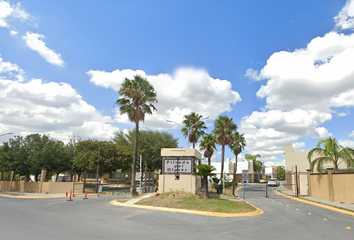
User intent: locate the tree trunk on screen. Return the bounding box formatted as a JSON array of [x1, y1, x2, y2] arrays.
[[208, 157, 211, 166], [232, 155, 238, 195], [131, 120, 139, 196], [34, 173, 39, 182], [55, 172, 60, 182], [220, 144, 225, 183], [204, 176, 209, 198]]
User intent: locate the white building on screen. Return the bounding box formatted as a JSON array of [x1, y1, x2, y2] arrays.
[[211, 158, 253, 182]]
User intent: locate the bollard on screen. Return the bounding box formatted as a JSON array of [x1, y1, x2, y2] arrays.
[[83, 187, 88, 199], [66, 192, 68, 198], [67, 190, 73, 201]]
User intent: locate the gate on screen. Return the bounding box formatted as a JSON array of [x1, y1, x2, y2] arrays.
[[285, 171, 309, 197]]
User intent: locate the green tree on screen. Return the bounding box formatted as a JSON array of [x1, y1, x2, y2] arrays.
[[115, 75, 158, 196], [229, 132, 246, 195], [73, 140, 132, 178], [308, 137, 354, 174], [276, 166, 285, 179], [112, 129, 178, 171], [193, 164, 216, 198], [199, 133, 217, 166], [245, 153, 263, 174], [213, 115, 237, 183], [181, 112, 207, 148]]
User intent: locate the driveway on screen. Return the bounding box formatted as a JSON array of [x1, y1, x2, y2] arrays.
[[0, 187, 353, 240]]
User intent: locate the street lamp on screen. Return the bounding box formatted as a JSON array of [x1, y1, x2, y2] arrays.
[[166, 117, 209, 148], [0, 132, 13, 137]]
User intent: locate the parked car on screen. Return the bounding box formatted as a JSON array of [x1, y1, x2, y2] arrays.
[[267, 178, 280, 187]]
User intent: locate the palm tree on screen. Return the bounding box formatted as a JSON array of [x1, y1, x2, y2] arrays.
[[229, 132, 246, 195], [245, 153, 262, 173], [199, 133, 217, 166], [308, 137, 354, 174], [212, 115, 237, 184], [193, 164, 216, 198], [181, 112, 207, 148], [115, 75, 157, 196]]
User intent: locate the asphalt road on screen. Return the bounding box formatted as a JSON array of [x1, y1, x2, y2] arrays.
[[0, 185, 353, 240]]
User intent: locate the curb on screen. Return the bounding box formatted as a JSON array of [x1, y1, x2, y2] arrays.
[[110, 198, 264, 218], [0, 191, 116, 199], [276, 191, 354, 217]]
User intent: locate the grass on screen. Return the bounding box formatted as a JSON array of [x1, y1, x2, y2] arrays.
[[136, 191, 256, 213]]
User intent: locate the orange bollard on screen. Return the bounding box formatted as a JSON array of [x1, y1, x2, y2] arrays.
[[67, 190, 73, 201], [83, 187, 88, 199]]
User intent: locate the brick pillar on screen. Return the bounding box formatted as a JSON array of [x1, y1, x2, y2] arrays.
[[327, 168, 334, 202]]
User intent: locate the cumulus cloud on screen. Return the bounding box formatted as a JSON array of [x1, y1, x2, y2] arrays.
[[339, 139, 354, 148], [242, 2, 354, 162], [22, 32, 65, 66], [292, 142, 305, 150], [349, 131, 354, 138], [88, 67, 241, 129], [0, 54, 24, 81], [0, 57, 118, 142], [334, 0, 354, 30], [0, 0, 30, 28]]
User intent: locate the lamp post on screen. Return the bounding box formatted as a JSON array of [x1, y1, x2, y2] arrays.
[[0, 133, 13, 137], [166, 117, 209, 148]]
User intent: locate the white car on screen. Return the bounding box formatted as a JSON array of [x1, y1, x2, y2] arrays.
[[267, 178, 280, 187]]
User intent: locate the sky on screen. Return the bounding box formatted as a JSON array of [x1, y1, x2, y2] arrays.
[[1, 0, 354, 166]]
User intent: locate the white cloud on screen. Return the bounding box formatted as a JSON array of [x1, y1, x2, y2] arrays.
[[88, 67, 241, 129], [292, 142, 305, 150], [0, 1, 30, 28], [339, 139, 354, 148], [9, 30, 17, 36], [22, 32, 65, 66], [334, 0, 354, 30], [0, 54, 24, 81], [0, 57, 119, 142], [349, 131, 354, 138]]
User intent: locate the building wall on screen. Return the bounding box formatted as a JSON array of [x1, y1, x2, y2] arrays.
[[309, 172, 354, 204]]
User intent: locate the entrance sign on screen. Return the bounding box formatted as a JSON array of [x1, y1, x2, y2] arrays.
[[162, 156, 194, 174], [242, 170, 249, 183]]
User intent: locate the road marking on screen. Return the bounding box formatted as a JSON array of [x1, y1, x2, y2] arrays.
[[296, 208, 299, 211], [323, 218, 327, 221], [272, 200, 275, 202], [286, 205, 289, 207], [346, 226, 351, 230], [308, 213, 312, 215], [279, 202, 282, 204]]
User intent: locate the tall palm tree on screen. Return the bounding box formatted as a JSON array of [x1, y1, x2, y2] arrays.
[[308, 137, 354, 174], [181, 112, 207, 148], [229, 132, 246, 195], [115, 75, 157, 196], [212, 115, 237, 184], [193, 164, 216, 198], [199, 133, 217, 166]]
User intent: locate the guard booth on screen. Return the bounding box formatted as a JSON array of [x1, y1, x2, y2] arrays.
[[158, 148, 202, 194]]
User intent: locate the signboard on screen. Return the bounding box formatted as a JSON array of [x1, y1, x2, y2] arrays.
[[242, 170, 249, 183], [162, 156, 193, 174]]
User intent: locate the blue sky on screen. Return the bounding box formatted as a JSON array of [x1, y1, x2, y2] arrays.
[[1, 0, 354, 166]]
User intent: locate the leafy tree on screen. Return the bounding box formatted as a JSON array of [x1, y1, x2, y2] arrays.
[[308, 137, 354, 174], [199, 133, 217, 166], [114, 75, 158, 196], [181, 112, 207, 148], [245, 153, 263, 174], [229, 132, 246, 195], [193, 164, 216, 198], [276, 166, 285, 179], [112, 129, 178, 171], [73, 140, 132, 179], [213, 115, 237, 183]]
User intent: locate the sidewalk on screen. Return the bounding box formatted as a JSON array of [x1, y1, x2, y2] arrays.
[[276, 186, 354, 211]]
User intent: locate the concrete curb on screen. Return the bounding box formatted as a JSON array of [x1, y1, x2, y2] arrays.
[[276, 191, 354, 217], [110, 198, 264, 218]]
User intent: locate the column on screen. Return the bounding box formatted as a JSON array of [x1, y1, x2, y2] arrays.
[[327, 168, 334, 202]]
